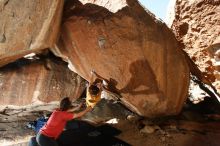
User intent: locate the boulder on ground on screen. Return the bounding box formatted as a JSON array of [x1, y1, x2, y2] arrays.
[[0, 0, 64, 67], [0, 53, 86, 106], [52, 0, 190, 117], [169, 0, 220, 92]]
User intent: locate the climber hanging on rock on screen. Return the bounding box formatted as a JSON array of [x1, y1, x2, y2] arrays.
[[86, 70, 121, 108]]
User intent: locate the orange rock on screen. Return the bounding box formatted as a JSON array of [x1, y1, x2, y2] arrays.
[[170, 0, 220, 92], [52, 0, 190, 117], [0, 0, 64, 67], [0, 54, 86, 106]]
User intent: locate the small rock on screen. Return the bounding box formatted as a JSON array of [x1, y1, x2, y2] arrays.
[[70, 5, 76, 10], [140, 125, 156, 134], [169, 125, 177, 130], [98, 36, 106, 48], [87, 20, 92, 24], [159, 129, 166, 135], [165, 132, 171, 137], [161, 136, 166, 142], [127, 115, 134, 121], [126, 114, 139, 122], [152, 125, 161, 130]]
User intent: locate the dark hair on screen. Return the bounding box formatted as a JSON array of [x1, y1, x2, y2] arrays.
[[60, 97, 72, 111], [89, 84, 100, 96]]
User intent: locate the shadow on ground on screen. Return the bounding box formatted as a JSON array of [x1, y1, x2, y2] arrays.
[[31, 120, 130, 146]]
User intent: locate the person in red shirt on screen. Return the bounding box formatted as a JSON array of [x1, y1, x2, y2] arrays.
[[36, 97, 92, 146]]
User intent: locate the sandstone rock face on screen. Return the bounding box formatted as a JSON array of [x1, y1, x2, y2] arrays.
[[170, 0, 220, 91], [0, 0, 64, 67], [52, 0, 190, 117], [0, 54, 86, 106], [78, 0, 127, 13]]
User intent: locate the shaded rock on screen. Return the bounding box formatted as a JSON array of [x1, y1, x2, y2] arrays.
[[206, 114, 220, 121], [141, 119, 154, 126], [52, 0, 190, 117], [0, 34, 6, 43], [170, 0, 220, 92], [173, 120, 220, 134], [181, 111, 205, 122], [0, 0, 64, 67], [81, 99, 132, 124], [0, 53, 86, 106], [169, 125, 177, 131]]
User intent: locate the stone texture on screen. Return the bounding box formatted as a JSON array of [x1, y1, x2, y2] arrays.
[[0, 53, 86, 106], [78, 0, 127, 13], [52, 0, 190, 117], [140, 125, 156, 134], [0, 0, 64, 67], [170, 0, 220, 92]]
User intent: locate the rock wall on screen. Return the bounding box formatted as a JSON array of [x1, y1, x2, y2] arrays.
[[170, 0, 220, 91], [0, 53, 86, 106], [52, 0, 190, 117], [78, 0, 127, 13], [0, 0, 64, 67]]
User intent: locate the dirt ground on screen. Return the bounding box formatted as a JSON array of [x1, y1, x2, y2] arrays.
[[1, 118, 220, 146], [114, 118, 220, 146], [1, 99, 220, 146]]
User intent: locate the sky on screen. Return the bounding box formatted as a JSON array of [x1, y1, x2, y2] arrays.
[[139, 0, 170, 21]]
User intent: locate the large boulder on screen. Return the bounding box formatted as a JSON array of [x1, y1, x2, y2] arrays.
[[0, 53, 86, 106], [52, 0, 190, 117], [169, 0, 220, 92], [0, 0, 64, 67]]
